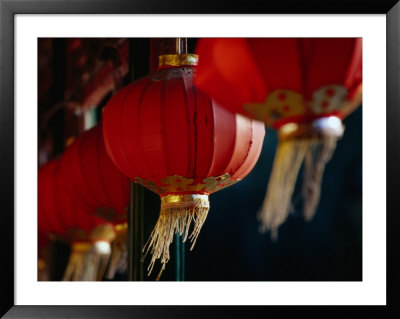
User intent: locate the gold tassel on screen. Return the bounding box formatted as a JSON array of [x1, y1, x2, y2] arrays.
[[258, 139, 309, 238], [38, 257, 49, 281], [38, 242, 51, 281], [142, 194, 209, 278], [302, 135, 338, 220], [62, 241, 112, 281], [259, 117, 344, 238], [105, 223, 128, 279]]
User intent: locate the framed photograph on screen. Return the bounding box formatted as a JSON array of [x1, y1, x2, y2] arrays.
[[1, 0, 399, 318]]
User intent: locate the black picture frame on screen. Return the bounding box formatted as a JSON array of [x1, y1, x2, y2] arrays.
[[1, 0, 399, 318]]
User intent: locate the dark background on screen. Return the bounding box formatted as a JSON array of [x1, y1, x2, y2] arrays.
[[186, 107, 362, 281], [38, 38, 362, 281]]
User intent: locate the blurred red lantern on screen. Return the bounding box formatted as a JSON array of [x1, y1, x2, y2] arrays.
[[55, 155, 116, 281], [60, 125, 130, 225], [38, 158, 116, 280], [103, 53, 265, 275], [58, 125, 130, 278], [195, 38, 362, 236]]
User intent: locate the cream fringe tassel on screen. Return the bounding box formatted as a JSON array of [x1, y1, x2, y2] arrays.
[[142, 194, 209, 279], [62, 241, 112, 281], [302, 136, 337, 220], [259, 135, 338, 239], [105, 224, 128, 279]]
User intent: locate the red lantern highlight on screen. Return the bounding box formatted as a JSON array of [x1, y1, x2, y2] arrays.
[[103, 53, 265, 275], [195, 38, 362, 237]]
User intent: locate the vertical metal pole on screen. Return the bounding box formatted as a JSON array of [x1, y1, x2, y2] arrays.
[[174, 38, 187, 282], [139, 185, 144, 280], [174, 232, 185, 281], [128, 39, 150, 281], [128, 38, 189, 281]]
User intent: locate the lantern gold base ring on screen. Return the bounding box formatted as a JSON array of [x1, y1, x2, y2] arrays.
[[259, 116, 344, 239], [143, 194, 210, 279]]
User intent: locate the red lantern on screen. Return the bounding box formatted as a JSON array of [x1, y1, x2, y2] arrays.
[[39, 158, 115, 280], [58, 125, 130, 278], [103, 53, 265, 275], [195, 38, 362, 236], [60, 125, 130, 225], [55, 154, 116, 281]]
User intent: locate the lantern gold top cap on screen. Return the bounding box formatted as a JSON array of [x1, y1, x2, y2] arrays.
[[158, 54, 198, 67]]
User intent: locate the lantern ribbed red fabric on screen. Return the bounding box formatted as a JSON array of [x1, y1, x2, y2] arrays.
[[59, 125, 130, 226], [38, 158, 115, 243], [195, 38, 362, 237], [103, 58, 265, 275], [38, 156, 116, 280]]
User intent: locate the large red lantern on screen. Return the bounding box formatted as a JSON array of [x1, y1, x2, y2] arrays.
[[195, 38, 362, 237], [103, 53, 265, 275], [59, 125, 130, 278]]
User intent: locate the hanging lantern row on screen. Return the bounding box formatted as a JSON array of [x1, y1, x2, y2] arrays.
[[103, 53, 266, 276], [38, 125, 130, 280], [38, 37, 362, 280], [195, 38, 362, 237]]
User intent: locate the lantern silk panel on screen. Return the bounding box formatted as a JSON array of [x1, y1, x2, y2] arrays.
[[60, 125, 130, 226]]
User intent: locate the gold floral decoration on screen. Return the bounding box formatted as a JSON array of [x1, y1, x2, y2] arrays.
[[135, 173, 239, 195], [243, 85, 362, 126]]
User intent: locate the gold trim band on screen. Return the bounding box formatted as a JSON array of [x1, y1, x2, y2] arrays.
[[71, 242, 93, 253], [161, 194, 209, 209], [114, 222, 128, 233], [158, 54, 198, 67]]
